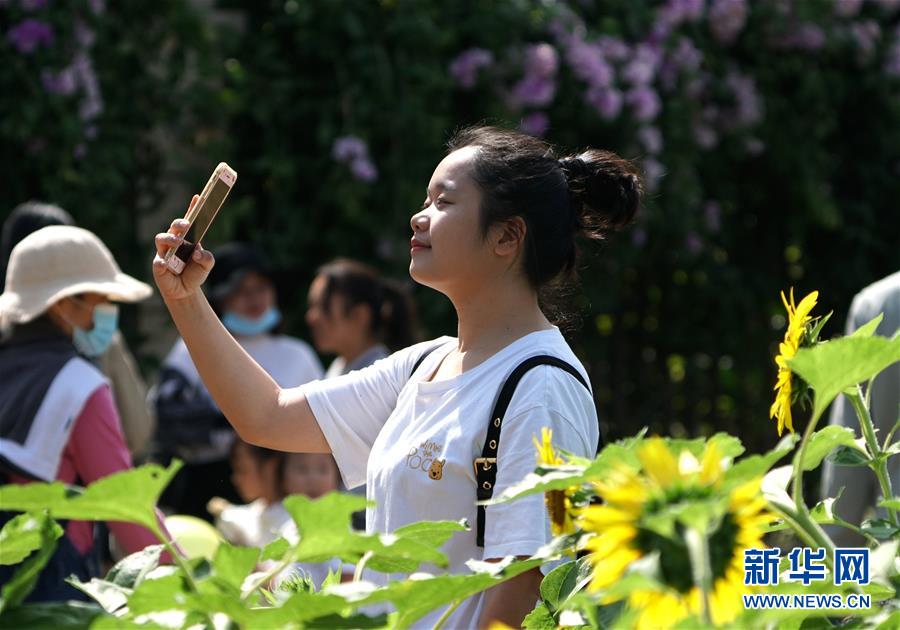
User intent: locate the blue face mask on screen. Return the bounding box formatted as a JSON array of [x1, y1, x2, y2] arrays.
[[222, 307, 281, 336], [72, 303, 119, 357]]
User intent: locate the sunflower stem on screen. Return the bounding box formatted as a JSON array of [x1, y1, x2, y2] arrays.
[[685, 527, 713, 626], [848, 387, 899, 528]]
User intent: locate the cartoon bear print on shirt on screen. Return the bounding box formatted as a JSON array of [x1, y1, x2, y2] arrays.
[[428, 458, 445, 480]]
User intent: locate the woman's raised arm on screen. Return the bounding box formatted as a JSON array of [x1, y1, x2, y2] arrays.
[[151, 197, 329, 453]]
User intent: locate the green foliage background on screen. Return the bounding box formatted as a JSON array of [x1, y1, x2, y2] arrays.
[[1, 0, 899, 454]]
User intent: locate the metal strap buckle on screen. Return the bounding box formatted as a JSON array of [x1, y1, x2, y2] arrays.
[[473, 457, 497, 475]]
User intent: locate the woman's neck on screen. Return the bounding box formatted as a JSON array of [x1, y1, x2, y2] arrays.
[[452, 277, 551, 360], [339, 336, 380, 367]]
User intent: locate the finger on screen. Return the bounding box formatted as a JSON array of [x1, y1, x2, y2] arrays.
[[155, 232, 183, 257], [167, 218, 191, 236], [187, 194, 199, 212], [192, 243, 215, 271]]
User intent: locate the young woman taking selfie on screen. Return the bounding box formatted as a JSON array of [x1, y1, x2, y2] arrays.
[[152, 126, 641, 628]]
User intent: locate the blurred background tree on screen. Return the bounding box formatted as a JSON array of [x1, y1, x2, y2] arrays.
[[2, 0, 898, 454]]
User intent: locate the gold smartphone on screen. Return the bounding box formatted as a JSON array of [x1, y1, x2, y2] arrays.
[[165, 162, 238, 274]]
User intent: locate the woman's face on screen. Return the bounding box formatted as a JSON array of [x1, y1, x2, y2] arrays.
[[222, 271, 276, 320], [283, 453, 340, 499], [409, 147, 496, 294], [49, 292, 110, 334], [305, 275, 369, 354]]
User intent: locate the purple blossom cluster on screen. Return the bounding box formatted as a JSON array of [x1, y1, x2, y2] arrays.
[[449, 48, 493, 89], [835, 0, 864, 19], [850, 19, 882, 61], [7, 19, 53, 54], [708, 0, 748, 45], [519, 111, 550, 137], [508, 42, 558, 109], [9, 9, 105, 158], [332, 135, 378, 182], [886, 26, 900, 76]]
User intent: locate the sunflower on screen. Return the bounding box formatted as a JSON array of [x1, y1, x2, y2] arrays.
[[769, 288, 818, 435], [579, 438, 772, 629], [533, 427, 577, 536]]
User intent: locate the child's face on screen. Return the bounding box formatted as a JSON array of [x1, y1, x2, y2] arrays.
[[231, 442, 278, 503], [283, 453, 340, 499]]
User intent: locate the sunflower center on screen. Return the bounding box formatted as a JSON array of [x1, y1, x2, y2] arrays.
[[634, 487, 740, 594]]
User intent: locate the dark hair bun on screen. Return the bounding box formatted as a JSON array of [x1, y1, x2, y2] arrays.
[[558, 150, 642, 239]]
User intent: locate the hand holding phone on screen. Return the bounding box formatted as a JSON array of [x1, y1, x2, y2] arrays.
[[163, 162, 237, 275]]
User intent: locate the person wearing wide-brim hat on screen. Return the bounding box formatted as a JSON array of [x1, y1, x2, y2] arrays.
[[151, 241, 323, 522], [0, 225, 168, 603]]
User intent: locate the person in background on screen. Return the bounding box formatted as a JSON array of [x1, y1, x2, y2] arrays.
[[306, 258, 419, 529], [153, 242, 323, 520], [0, 226, 170, 602], [1, 201, 156, 459], [821, 270, 900, 546], [209, 439, 291, 547], [307, 257, 420, 378], [208, 444, 344, 587], [278, 452, 345, 587]]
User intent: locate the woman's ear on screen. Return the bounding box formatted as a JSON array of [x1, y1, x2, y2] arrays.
[[493, 217, 527, 258]]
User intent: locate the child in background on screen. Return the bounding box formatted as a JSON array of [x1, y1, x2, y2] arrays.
[[210, 447, 347, 587], [209, 440, 291, 547], [278, 452, 347, 587]]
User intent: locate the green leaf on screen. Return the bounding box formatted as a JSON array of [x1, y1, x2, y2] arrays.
[[104, 545, 164, 589], [0, 511, 63, 612], [0, 463, 180, 533], [126, 574, 188, 616], [540, 557, 592, 615], [666, 433, 745, 459], [328, 556, 544, 629], [301, 612, 391, 628], [0, 512, 55, 566], [829, 445, 871, 467], [212, 543, 259, 591], [789, 335, 900, 422], [260, 536, 290, 562], [0, 601, 106, 628], [522, 602, 556, 629], [489, 436, 645, 505], [809, 490, 842, 525], [283, 493, 450, 572], [849, 313, 884, 339], [860, 518, 900, 541], [723, 433, 798, 489], [65, 578, 131, 613], [390, 520, 467, 553], [801, 426, 863, 471]]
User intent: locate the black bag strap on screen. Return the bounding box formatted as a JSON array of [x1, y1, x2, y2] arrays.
[[409, 345, 439, 379], [475, 355, 595, 547]]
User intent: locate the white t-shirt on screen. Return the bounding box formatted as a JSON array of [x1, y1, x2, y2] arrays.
[[301, 328, 598, 628]]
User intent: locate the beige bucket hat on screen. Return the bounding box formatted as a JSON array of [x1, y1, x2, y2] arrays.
[[0, 225, 152, 326]]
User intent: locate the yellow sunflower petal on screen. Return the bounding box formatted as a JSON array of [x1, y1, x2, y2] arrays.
[[587, 546, 642, 591], [633, 590, 690, 630], [638, 438, 678, 488], [582, 524, 637, 559], [699, 442, 723, 485], [579, 504, 639, 530]]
